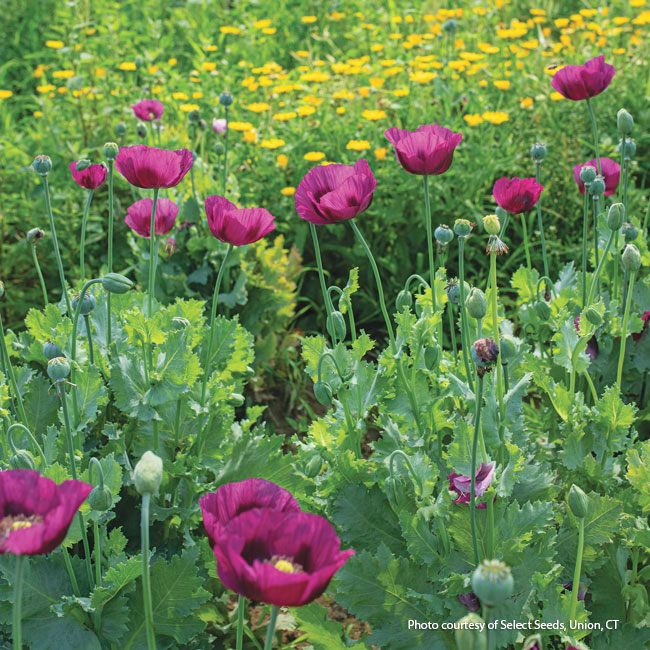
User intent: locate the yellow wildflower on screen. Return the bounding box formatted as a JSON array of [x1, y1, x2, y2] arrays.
[[281, 187, 296, 196], [369, 77, 385, 88], [247, 102, 270, 112], [173, 92, 189, 100], [493, 80, 510, 90], [482, 111, 509, 124], [0, 90, 12, 99], [304, 151, 325, 162], [254, 19, 271, 28], [53, 70, 75, 79], [410, 70, 436, 83], [300, 71, 329, 82], [229, 121, 255, 131], [220, 26, 241, 34], [358, 87, 371, 97], [263, 27, 276, 34], [346, 140, 370, 151], [393, 88, 409, 97], [37, 85, 55, 93], [297, 105, 316, 117], [330, 11, 345, 20], [464, 114, 484, 126], [336, 106, 346, 114], [276, 154, 288, 168], [374, 147, 387, 160], [301, 16, 317, 23], [478, 43, 499, 54], [520, 97, 534, 108], [550, 92, 565, 101], [243, 130, 257, 143], [45, 40, 64, 49], [273, 111, 297, 121], [202, 62, 217, 71], [33, 110, 43, 117], [119, 62, 136, 71], [260, 139, 285, 149], [180, 103, 200, 112], [168, 58, 177, 66], [362, 109, 387, 120]]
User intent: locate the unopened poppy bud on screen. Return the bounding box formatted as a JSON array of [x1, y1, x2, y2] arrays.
[[72, 292, 96, 315], [219, 92, 234, 106], [534, 300, 551, 321], [454, 613, 487, 650], [424, 345, 441, 370], [523, 633, 543, 650], [568, 484, 588, 519], [530, 142, 546, 162], [499, 335, 517, 362], [617, 108, 633, 135], [579, 165, 597, 184], [47, 356, 71, 382], [133, 450, 163, 496], [134, 55, 144, 69], [229, 393, 245, 406], [396, 289, 413, 312], [103, 142, 119, 160], [89, 485, 113, 511], [11, 449, 37, 471], [136, 122, 148, 139], [621, 222, 638, 243], [434, 224, 454, 245], [304, 455, 323, 478], [43, 340, 64, 360], [584, 306, 603, 327], [102, 273, 133, 294], [619, 138, 636, 159], [622, 244, 641, 273], [313, 381, 333, 406], [116, 122, 127, 136], [482, 215, 500, 236], [607, 203, 625, 231], [187, 108, 200, 123], [214, 142, 225, 156], [32, 154, 52, 176], [466, 287, 487, 319], [27, 228, 43, 243], [454, 219, 473, 238], [172, 316, 191, 330], [443, 18, 457, 32], [590, 176, 605, 197], [471, 559, 514, 607], [327, 311, 347, 340]]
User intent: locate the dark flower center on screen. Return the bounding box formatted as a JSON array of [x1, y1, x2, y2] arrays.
[[0, 514, 43, 544]]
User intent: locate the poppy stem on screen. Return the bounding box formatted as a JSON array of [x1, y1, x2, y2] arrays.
[[80, 189, 94, 284], [585, 229, 615, 307], [6, 423, 48, 468], [422, 177, 437, 315], [585, 98, 602, 176], [470, 375, 484, 566], [458, 238, 474, 392], [263, 605, 280, 650], [147, 189, 160, 319], [309, 223, 337, 347], [535, 162, 549, 279], [447, 303, 457, 361], [520, 212, 532, 273], [569, 516, 585, 624], [200, 243, 233, 406], [41, 176, 73, 317], [0, 313, 28, 425], [61, 547, 81, 596], [349, 221, 396, 353], [30, 242, 48, 306], [141, 493, 156, 650], [236, 595, 246, 650], [617, 270, 637, 392], [490, 252, 506, 431], [83, 315, 94, 365], [581, 186, 590, 308], [12, 554, 26, 650], [223, 106, 229, 194]]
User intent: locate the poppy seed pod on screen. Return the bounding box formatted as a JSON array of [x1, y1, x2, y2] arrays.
[[619, 138, 636, 159], [102, 273, 134, 294], [214, 142, 225, 156], [568, 484, 588, 519], [32, 155, 52, 176], [454, 218, 473, 238], [10, 449, 37, 471], [590, 176, 605, 197], [26, 228, 43, 243], [47, 357, 71, 382], [443, 18, 457, 32], [617, 108, 633, 135], [133, 450, 163, 496], [621, 222, 638, 243], [219, 92, 234, 106], [89, 485, 113, 512], [134, 55, 144, 69], [454, 613, 487, 650], [136, 122, 148, 139], [116, 122, 127, 136], [327, 311, 347, 340], [445, 279, 470, 305], [482, 214, 500, 236], [434, 224, 454, 245], [71, 292, 96, 316], [313, 381, 333, 407], [43, 340, 64, 360], [579, 165, 597, 184], [103, 142, 119, 160], [530, 142, 546, 162], [466, 287, 487, 319], [396, 289, 413, 311], [471, 559, 514, 607], [622, 244, 641, 273], [75, 159, 91, 172], [607, 203, 625, 231]]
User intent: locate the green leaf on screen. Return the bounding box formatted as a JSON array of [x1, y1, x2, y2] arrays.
[[22, 374, 59, 435], [626, 440, 650, 512], [292, 602, 364, 650]]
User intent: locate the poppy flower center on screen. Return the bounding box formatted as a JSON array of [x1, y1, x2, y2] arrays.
[[269, 555, 303, 574], [0, 514, 43, 543]]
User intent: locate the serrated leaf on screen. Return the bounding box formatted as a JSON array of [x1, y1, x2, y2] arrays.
[[292, 602, 364, 650]]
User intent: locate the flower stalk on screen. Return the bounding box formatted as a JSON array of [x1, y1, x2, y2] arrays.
[[0, 310, 28, 425], [236, 595, 246, 650], [617, 268, 637, 391], [264, 605, 280, 650], [309, 223, 337, 347], [141, 492, 156, 650], [106, 157, 116, 354], [28, 237, 48, 306], [535, 161, 549, 278], [470, 375, 484, 566], [79, 190, 94, 284], [12, 554, 26, 650]]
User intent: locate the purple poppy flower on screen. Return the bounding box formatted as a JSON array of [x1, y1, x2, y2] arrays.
[[69, 161, 107, 190], [205, 195, 276, 246], [573, 158, 620, 196], [0, 469, 92, 555], [448, 462, 495, 509], [200, 478, 300, 548], [574, 316, 599, 360], [458, 591, 480, 611], [384, 124, 462, 175], [131, 99, 165, 122], [562, 581, 586, 601], [471, 338, 499, 367], [493, 177, 543, 214], [294, 160, 376, 225], [116, 145, 193, 189], [551, 56, 615, 101], [213, 507, 354, 607], [125, 197, 179, 238], [212, 118, 227, 134]]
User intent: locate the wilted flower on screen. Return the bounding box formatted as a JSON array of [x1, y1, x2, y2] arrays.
[[125, 198, 179, 238], [116, 145, 193, 189], [448, 462, 495, 508], [205, 195, 276, 245], [69, 161, 107, 190], [493, 177, 543, 214], [573, 158, 620, 196], [131, 99, 164, 122], [458, 591, 480, 612], [471, 338, 499, 369], [551, 55, 615, 101]]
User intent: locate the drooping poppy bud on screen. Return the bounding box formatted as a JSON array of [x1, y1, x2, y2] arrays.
[[622, 244, 641, 273]]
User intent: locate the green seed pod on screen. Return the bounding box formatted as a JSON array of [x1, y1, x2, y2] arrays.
[[75, 159, 91, 172], [471, 559, 515, 607], [72, 292, 96, 315], [454, 218, 473, 238], [313, 381, 333, 407], [617, 108, 633, 135], [219, 91, 234, 106], [102, 272, 133, 294], [171, 316, 191, 330], [579, 165, 597, 184], [590, 176, 605, 197], [187, 108, 200, 123], [621, 222, 638, 243], [424, 344, 441, 370], [482, 215, 501, 236], [27, 228, 43, 243], [434, 224, 454, 245], [607, 203, 625, 231], [89, 485, 113, 511], [47, 356, 70, 382], [214, 142, 225, 156], [327, 310, 347, 341], [622, 244, 641, 273], [133, 450, 163, 496], [454, 613, 487, 650], [466, 287, 487, 319], [396, 289, 413, 312], [116, 122, 127, 137], [585, 306, 603, 327], [32, 155, 52, 176], [305, 455, 323, 478], [534, 300, 551, 321], [43, 340, 64, 360], [568, 484, 589, 519], [530, 142, 546, 162], [499, 335, 517, 361], [103, 142, 119, 160], [11, 449, 37, 471], [443, 18, 457, 32]]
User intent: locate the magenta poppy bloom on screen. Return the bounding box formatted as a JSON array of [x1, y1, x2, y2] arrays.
[[448, 462, 495, 509], [573, 158, 620, 196], [115, 145, 193, 189], [0, 469, 92, 555], [69, 161, 107, 190], [200, 478, 300, 547], [125, 197, 179, 238], [632, 311, 650, 341], [574, 315, 599, 360], [551, 56, 615, 101], [458, 591, 480, 612], [205, 195, 276, 245], [131, 99, 164, 122], [294, 159, 376, 225], [213, 507, 354, 607], [493, 177, 543, 214], [384, 124, 462, 175], [212, 118, 227, 134]]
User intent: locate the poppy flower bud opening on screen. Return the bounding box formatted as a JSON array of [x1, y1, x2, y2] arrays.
[[530, 142, 546, 162], [47, 357, 71, 382], [103, 142, 119, 160], [589, 176, 606, 197], [471, 338, 499, 376], [134, 450, 163, 496], [454, 613, 488, 650], [10, 450, 37, 471], [434, 224, 454, 245], [89, 485, 113, 512], [621, 222, 638, 243], [568, 484, 588, 519], [313, 381, 333, 407], [33, 155, 52, 176], [471, 559, 514, 607], [607, 203, 625, 231], [136, 122, 148, 139], [187, 109, 200, 123], [466, 287, 487, 319], [579, 165, 597, 184], [326, 311, 347, 340], [482, 215, 500, 236], [219, 92, 234, 106], [617, 108, 633, 135], [454, 218, 473, 238], [27, 228, 43, 243], [43, 340, 64, 360], [304, 455, 323, 478], [622, 244, 641, 273]]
